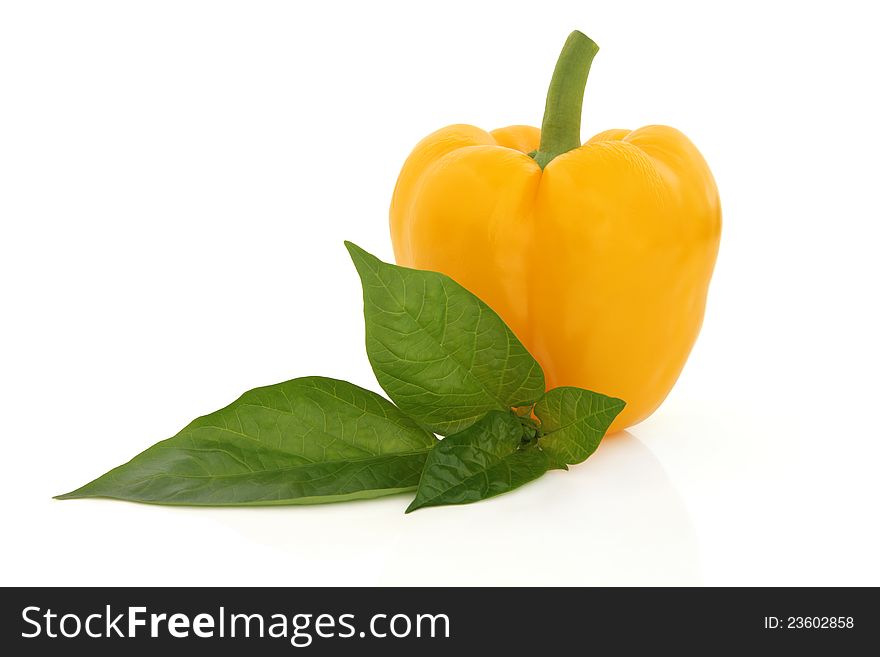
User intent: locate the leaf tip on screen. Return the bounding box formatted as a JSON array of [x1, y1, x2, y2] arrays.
[[54, 481, 97, 501], [608, 396, 627, 421], [404, 499, 423, 514], [344, 241, 382, 278], [343, 240, 369, 261]]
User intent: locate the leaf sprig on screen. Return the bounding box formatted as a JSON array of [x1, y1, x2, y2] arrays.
[[57, 244, 624, 511]]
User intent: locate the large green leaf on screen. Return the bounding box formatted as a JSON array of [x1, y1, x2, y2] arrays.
[[535, 386, 625, 466], [406, 411, 549, 512], [346, 242, 545, 435], [56, 376, 436, 505]]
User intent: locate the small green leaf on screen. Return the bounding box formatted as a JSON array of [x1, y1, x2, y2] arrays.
[[406, 410, 549, 512], [535, 386, 625, 466], [345, 242, 545, 435], [56, 377, 436, 505]]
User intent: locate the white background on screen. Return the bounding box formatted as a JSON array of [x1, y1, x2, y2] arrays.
[[2, 0, 878, 586]]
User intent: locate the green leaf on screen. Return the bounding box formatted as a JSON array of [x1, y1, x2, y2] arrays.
[[534, 386, 625, 466], [56, 376, 436, 506], [406, 410, 549, 512], [345, 242, 545, 435]]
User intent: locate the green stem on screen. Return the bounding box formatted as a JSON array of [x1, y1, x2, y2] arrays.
[[533, 31, 599, 169]]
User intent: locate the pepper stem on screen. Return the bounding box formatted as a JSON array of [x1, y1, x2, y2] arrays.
[[533, 31, 599, 169]]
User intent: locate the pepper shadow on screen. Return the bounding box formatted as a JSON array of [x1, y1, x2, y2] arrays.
[[207, 430, 700, 586], [378, 429, 701, 585]]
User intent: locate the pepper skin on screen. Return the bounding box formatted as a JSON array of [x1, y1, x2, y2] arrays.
[[390, 32, 721, 432]]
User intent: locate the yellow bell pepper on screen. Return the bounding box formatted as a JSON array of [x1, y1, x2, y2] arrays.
[[390, 31, 721, 432]]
